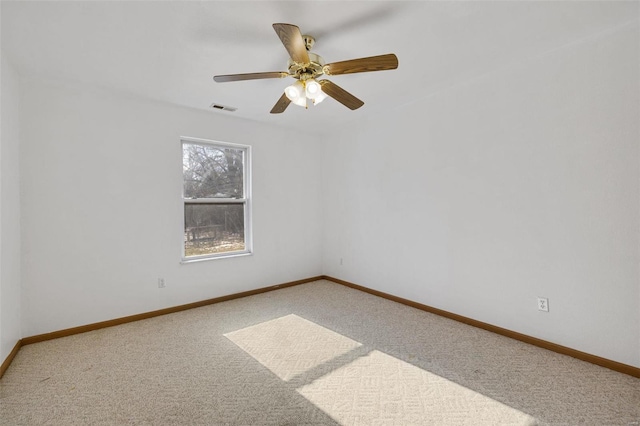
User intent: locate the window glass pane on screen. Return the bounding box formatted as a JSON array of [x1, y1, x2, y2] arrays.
[[184, 203, 245, 256], [183, 143, 244, 199]]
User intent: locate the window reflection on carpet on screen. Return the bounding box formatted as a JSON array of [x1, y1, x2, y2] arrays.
[[224, 314, 361, 381], [225, 314, 537, 425]]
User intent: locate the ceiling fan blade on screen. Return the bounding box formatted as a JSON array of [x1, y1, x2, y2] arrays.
[[323, 53, 398, 76], [214, 72, 289, 83], [319, 80, 364, 110], [272, 23, 310, 64], [270, 93, 291, 114]]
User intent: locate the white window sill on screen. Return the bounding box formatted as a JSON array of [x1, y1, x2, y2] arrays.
[[181, 251, 253, 264]]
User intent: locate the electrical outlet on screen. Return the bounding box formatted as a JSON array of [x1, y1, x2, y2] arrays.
[[537, 297, 549, 312], [340, 258, 343, 266], [158, 278, 165, 289]]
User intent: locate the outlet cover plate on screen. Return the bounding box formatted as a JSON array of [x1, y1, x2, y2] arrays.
[[537, 297, 549, 312]]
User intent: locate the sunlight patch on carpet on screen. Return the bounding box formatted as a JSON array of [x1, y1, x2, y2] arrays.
[[226, 314, 537, 425], [224, 314, 361, 381], [297, 349, 537, 425]]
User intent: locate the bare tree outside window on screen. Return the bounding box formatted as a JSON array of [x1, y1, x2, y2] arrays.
[[182, 140, 251, 259]]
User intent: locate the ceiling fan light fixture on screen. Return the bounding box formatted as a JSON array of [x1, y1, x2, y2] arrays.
[[305, 79, 322, 99], [284, 80, 305, 103], [312, 90, 328, 105], [292, 96, 307, 108]]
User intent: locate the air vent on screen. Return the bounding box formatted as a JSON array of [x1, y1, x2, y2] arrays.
[[210, 103, 237, 112]]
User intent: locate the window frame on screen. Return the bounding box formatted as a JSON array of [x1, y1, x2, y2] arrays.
[[180, 136, 252, 263]]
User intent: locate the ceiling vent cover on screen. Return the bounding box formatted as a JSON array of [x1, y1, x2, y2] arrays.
[[209, 103, 237, 112]]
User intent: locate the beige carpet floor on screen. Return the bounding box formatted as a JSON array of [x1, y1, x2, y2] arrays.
[[1, 280, 638, 425]]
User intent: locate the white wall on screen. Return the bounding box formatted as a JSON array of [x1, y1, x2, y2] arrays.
[[322, 24, 640, 367], [20, 78, 323, 337], [8, 10, 639, 371], [0, 53, 22, 362]]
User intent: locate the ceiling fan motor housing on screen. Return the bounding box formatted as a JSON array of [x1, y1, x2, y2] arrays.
[[288, 52, 325, 80]]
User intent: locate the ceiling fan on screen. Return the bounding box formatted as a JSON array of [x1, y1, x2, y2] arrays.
[[213, 23, 398, 114]]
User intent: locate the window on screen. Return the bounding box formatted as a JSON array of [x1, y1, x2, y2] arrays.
[[182, 137, 251, 261]]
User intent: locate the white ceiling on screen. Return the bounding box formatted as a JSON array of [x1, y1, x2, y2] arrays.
[[2, 1, 638, 132]]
